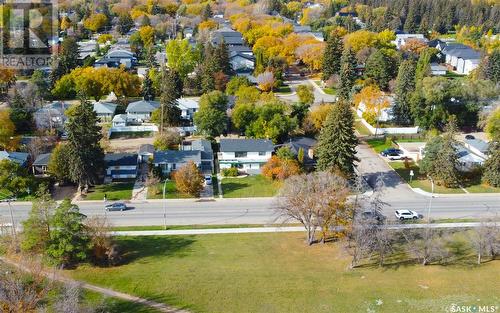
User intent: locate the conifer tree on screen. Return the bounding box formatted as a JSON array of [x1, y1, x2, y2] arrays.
[[393, 60, 416, 126], [322, 33, 344, 80], [142, 70, 155, 101], [66, 95, 104, 193], [316, 101, 359, 176], [482, 141, 500, 187], [338, 48, 357, 101], [159, 68, 182, 128]]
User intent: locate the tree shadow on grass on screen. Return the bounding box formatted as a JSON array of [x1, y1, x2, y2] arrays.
[[116, 236, 196, 266], [221, 182, 250, 194]]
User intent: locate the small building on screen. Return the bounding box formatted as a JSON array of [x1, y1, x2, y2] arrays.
[[392, 34, 428, 50], [112, 114, 129, 127], [177, 98, 200, 121], [218, 139, 274, 174], [93, 102, 118, 121], [104, 153, 139, 180], [456, 145, 486, 172], [32, 153, 51, 176], [153, 150, 202, 175], [463, 138, 489, 159], [430, 63, 447, 76], [138, 144, 155, 163], [211, 27, 245, 47], [34, 101, 71, 130], [230, 52, 255, 74], [95, 49, 137, 69], [441, 43, 481, 75], [125, 100, 160, 121], [0, 151, 29, 167], [181, 139, 214, 174], [275, 137, 317, 168]]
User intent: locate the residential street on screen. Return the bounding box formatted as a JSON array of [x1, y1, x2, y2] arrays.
[[276, 78, 337, 105]]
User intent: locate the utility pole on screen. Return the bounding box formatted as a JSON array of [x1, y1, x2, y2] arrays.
[[163, 178, 168, 230]]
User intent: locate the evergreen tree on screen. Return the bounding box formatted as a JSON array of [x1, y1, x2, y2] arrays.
[[159, 68, 182, 128], [486, 49, 500, 84], [47, 200, 90, 267], [322, 33, 343, 80], [316, 101, 359, 176], [403, 4, 418, 33], [482, 141, 500, 187], [66, 95, 104, 193], [338, 48, 357, 101], [142, 70, 155, 101], [365, 49, 393, 90], [117, 13, 134, 35], [393, 60, 416, 126], [50, 37, 80, 87], [201, 4, 213, 21], [216, 41, 233, 76], [31, 69, 50, 101], [21, 186, 56, 254], [415, 48, 434, 82], [420, 119, 460, 188]]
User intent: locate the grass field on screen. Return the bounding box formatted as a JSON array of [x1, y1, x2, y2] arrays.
[[85, 182, 134, 200], [221, 175, 281, 198], [147, 181, 194, 199], [83, 290, 162, 313], [275, 85, 292, 94], [366, 138, 394, 153], [68, 233, 500, 313], [109, 131, 153, 139]]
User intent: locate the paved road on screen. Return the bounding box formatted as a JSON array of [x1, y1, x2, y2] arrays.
[[1, 143, 499, 227], [276, 79, 337, 105]]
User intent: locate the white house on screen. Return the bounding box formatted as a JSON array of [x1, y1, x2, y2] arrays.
[[218, 139, 274, 174], [104, 153, 139, 180], [230, 52, 255, 74], [93, 102, 118, 121], [392, 34, 427, 50], [456, 145, 486, 171], [441, 43, 481, 75], [356, 96, 395, 122], [177, 98, 200, 121], [125, 100, 160, 121], [463, 138, 489, 159]]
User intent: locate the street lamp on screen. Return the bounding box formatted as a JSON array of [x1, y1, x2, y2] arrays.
[[163, 179, 168, 230], [426, 177, 434, 223]]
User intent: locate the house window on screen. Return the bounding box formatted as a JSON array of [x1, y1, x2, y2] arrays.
[[235, 152, 247, 158], [258, 152, 266, 156], [171, 163, 176, 170]]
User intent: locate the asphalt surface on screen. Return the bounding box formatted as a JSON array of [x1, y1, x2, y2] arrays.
[[1, 143, 499, 227]]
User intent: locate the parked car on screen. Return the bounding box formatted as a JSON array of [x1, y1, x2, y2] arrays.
[[395, 209, 420, 220], [105, 202, 127, 212], [386, 152, 407, 160], [380, 148, 403, 157], [204, 175, 212, 185], [465, 134, 475, 140], [360, 210, 386, 223]]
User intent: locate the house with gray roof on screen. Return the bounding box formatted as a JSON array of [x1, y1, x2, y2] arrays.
[[177, 98, 200, 121], [32, 153, 51, 176], [125, 100, 160, 121], [104, 153, 138, 180], [93, 102, 118, 121], [153, 150, 202, 175], [211, 28, 245, 47], [463, 138, 490, 159], [0, 151, 30, 167], [441, 43, 481, 75], [219, 139, 273, 174], [275, 137, 317, 168], [34, 101, 71, 130], [181, 139, 214, 174], [95, 49, 137, 69]]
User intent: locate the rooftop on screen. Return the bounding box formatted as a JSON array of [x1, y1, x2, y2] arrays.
[[105, 153, 138, 166], [126, 100, 160, 113], [153, 150, 201, 164], [220, 139, 274, 152]]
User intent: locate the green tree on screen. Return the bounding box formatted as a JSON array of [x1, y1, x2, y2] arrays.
[[415, 48, 436, 82], [117, 13, 134, 35], [296, 84, 314, 105], [482, 141, 500, 187], [153, 130, 181, 150], [246, 101, 297, 143], [9, 91, 33, 133], [201, 3, 213, 20], [0, 159, 31, 197], [47, 143, 72, 183], [215, 41, 233, 76], [486, 49, 500, 84], [276, 146, 295, 160], [231, 103, 257, 133], [47, 200, 90, 267], [393, 59, 416, 126], [322, 33, 343, 80], [420, 119, 460, 187], [155, 68, 182, 129], [31, 69, 50, 101], [166, 39, 198, 78], [365, 49, 396, 91], [21, 186, 55, 254], [66, 97, 104, 193], [316, 101, 359, 176], [226, 76, 250, 95], [49, 37, 80, 86], [485, 107, 500, 140], [142, 70, 155, 101], [338, 48, 357, 101], [193, 91, 228, 137]]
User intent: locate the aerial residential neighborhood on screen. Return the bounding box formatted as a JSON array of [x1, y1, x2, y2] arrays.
[[0, 0, 499, 312]]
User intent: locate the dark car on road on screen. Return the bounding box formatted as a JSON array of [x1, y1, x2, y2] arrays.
[[359, 210, 386, 224], [105, 202, 127, 212]]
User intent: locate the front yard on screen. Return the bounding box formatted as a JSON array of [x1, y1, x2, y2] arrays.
[[389, 162, 500, 194], [366, 138, 393, 153], [84, 182, 134, 201], [68, 233, 500, 313], [221, 175, 281, 198], [147, 181, 193, 199]]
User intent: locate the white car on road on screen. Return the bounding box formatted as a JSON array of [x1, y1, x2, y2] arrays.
[[395, 209, 420, 220]]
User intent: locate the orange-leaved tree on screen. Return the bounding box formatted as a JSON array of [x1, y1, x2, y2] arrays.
[[172, 161, 205, 197]]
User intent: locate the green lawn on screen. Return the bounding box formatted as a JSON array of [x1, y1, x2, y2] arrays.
[[389, 162, 500, 194], [147, 181, 193, 199], [323, 87, 336, 95], [354, 120, 372, 136], [110, 224, 283, 231], [83, 290, 162, 313], [365, 138, 394, 153], [275, 85, 292, 94], [68, 233, 500, 313], [221, 175, 281, 198], [109, 131, 153, 139], [85, 182, 134, 201]]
